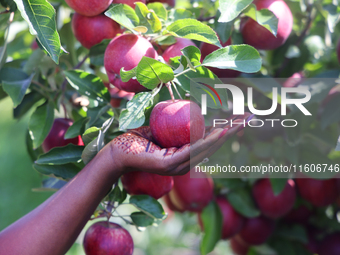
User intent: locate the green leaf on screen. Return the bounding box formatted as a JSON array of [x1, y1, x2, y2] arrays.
[[120, 67, 137, 82], [89, 39, 110, 66], [202, 45, 261, 73], [13, 0, 63, 63], [35, 144, 84, 165], [23, 49, 45, 74], [105, 4, 139, 31], [135, 2, 162, 33], [119, 92, 154, 130], [137, 57, 174, 89], [81, 137, 99, 165], [168, 8, 193, 22], [131, 212, 155, 227], [227, 188, 260, 218], [13, 91, 43, 119], [28, 100, 54, 149], [276, 224, 308, 243], [243, 4, 278, 36], [181, 45, 201, 67], [0, 0, 17, 11], [215, 19, 233, 44], [324, 4, 340, 33], [34, 177, 67, 191], [33, 163, 82, 180], [165, 19, 221, 46], [64, 117, 89, 139], [130, 195, 165, 219], [64, 70, 110, 103], [218, 0, 252, 23], [1, 73, 34, 108], [147, 2, 167, 21], [269, 178, 288, 196], [82, 127, 100, 145], [200, 201, 223, 255], [108, 185, 126, 204]]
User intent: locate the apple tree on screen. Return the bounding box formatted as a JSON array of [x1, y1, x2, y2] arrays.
[[1, 0, 340, 254]]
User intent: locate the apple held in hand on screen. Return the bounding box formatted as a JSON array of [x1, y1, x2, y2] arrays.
[[296, 178, 338, 207], [104, 34, 158, 93], [42, 118, 84, 153], [252, 178, 296, 219], [83, 221, 133, 255], [150, 100, 205, 148], [166, 170, 214, 212], [240, 0, 293, 50], [121, 171, 173, 199], [198, 196, 245, 239], [200, 39, 241, 78], [65, 0, 113, 17], [236, 216, 275, 245], [162, 38, 196, 63], [72, 13, 121, 49], [112, 0, 146, 8]]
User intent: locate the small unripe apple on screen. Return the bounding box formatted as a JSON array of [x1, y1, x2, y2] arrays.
[[296, 178, 338, 207], [150, 100, 205, 148], [167, 170, 214, 212], [318, 233, 340, 255], [198, 196, 245, 239], [200, 39, 241, 78], [252, 178, 296, 219], [112, 0, 146, 8], [121, 171, 173, 199], [240, 0, 293, 50], [237, 216, 275, 245], [104, 34, 158, 93], [65, 0, 113, 17], [162, 38, 196, 63], [146, 0, 175, 7], [42, 118, 84, 153], [230, 237, 249, 255], [72, 13, 121, 49], [83, 221, 133, 255]]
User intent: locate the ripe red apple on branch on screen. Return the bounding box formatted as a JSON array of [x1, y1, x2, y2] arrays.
[[165, 170, 214, 212], [162, 38, 196, 63], [240, 0, 293, 50], [72, 13, 121, 49], [104, 34, 158, 93], [252, 178, 296, 219], [83, 221, 133, 255], [121, 171, 173, 199], [42, 118, 84, 153], [65, 0, 113, 17]]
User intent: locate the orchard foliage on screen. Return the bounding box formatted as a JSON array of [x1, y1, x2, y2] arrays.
[[1, 0, 340, 254]]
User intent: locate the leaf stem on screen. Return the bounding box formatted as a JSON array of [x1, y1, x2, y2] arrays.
[[171, 81, 182, 99], [174, 65, 201, 78], [0, 12, 14, 66]]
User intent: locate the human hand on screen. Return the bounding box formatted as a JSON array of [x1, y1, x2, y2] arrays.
[[107, 113, 253, 176]]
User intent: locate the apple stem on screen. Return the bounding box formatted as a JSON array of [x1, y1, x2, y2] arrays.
[[166, 82, 175, 102]]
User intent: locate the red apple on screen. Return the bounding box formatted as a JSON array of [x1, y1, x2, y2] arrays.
[[150, 100, 205, 148], [252, 178, 296, 219], [162, 38, 196, 63], [42, 118, 84, 153], [284, 204, 312, 225], [163, 194, 185, 212], [167, 170, 214, 212], [282, 72, 304, 88], [121, 171, 173, 199], [240, 0, 293, 50], [230, 237, 250, 255], [198, 196, 245, 239], [200, 39, 241, 78], [65, 0, 113, 17], [296, 178, 338, 207], [83, 221, 133, 255], [72, 13, 121, 49], [104, 83, 135, 108], [146, 0, 175, 7], [112, 0, 146, 8], [104, 34, 158, 93], [237, 216, 275, 245], [318, 233, 340, 255]]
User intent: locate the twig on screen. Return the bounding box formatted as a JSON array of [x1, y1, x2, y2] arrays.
[[0, 10, 10, 15], [197, 15, 215, 22], [166, 82, 175, 102], [275, 4, 314, 77]]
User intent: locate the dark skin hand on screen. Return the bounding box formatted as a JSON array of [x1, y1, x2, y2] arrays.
[[0, 113, 251, 255]]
